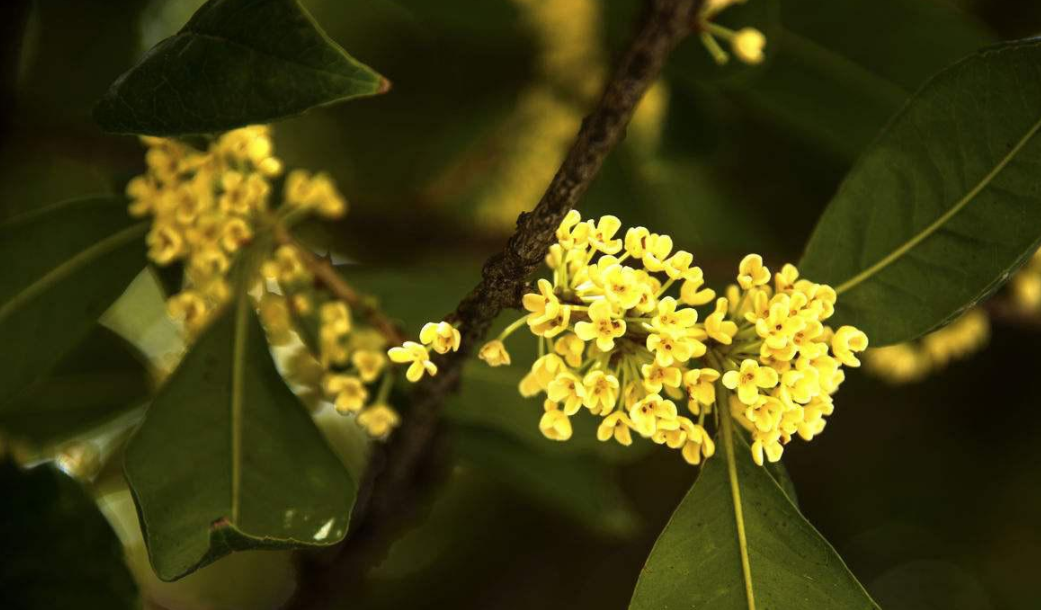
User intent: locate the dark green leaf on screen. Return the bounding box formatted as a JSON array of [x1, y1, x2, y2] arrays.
[[0, 197, 147, 410], [724, 0, 993, 161], [125, 278, 355, 581], [0, 461, 138, 609], [630, 423, 876, 609], [94, 0, 388, 136], [800, 39, 1041, 345], [454, 426, 639, 538], [0, 325, 151, 445]]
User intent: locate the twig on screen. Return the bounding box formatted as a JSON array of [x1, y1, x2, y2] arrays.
[[273, 224, 407, 346], [285, 1, 702, 606]]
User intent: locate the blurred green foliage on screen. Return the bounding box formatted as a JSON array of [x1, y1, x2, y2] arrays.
[[2, 0, 1041, 609]]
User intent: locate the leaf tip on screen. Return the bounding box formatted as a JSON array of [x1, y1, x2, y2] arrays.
[[377, 77, 392, 95]]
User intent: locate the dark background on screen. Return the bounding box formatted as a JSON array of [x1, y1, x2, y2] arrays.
[[1, 0, 1039, 608]]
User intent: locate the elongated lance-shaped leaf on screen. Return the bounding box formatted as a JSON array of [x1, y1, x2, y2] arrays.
[[0, 197, 147, 411], [630, 414, 877, 609], [124, 264, 356, 581], [800, 39, 1041, 346], [94, 0, 389, 136]]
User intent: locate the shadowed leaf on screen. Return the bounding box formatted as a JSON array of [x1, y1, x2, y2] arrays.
[[94, 0, 387, 135], [0, 197, 147, 411]]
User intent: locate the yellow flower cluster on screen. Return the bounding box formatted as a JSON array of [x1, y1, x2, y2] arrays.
[[261, 262, 400, 439], [479, 212, 869, 466], [698, 0, 767, 66], [128, 127, 344, 336], [129, 127, 399, 439]]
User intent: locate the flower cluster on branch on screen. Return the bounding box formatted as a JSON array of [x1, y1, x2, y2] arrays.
[[476, 211, 868, 465]]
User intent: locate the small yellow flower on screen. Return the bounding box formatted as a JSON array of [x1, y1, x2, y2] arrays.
[[587, 215, 623, 254], [624, 226, 650, 258], [597, 411, 633, 446], [351, 349, 387, 383], [357, 404, 400, 438], [641, 233, 674, 273], [259, 294, 293, 346], [556, 210, 590, 249], [523, 279, 571, 337], [732, 28, 766, 65], [479, 340, 512, 367], [262, 245, 311, 285], [680, 268, 716, 306], [420, 321, 461, 354], [553, 334, 585, 368], [575, 299, 626, 351], [219, 217, 253, 252], [705, 297, 738, 344], [641, 362, 682, 394], [147, 224, 184, 265], [683, 367, 720, 413], [583, 370, 620, 414], [598, 261, 643, 310], [662, 250, 694, 280], [629, 394, 679, 438], [388, 341, 438, 382], [774, 263, 800, 293], [646, 332, 704, 367], [722, 358, 779, 405], [831, 325, 869, 367], [539, 400, 573, 441], [167, 290, 208, 333], [651, 297, 698, 335], [750, 429, 784, 466], [738, 254, 771, 290], [679, 419, 715, 465], [547, 371, 586, 415], [324, 374, 368, 414], [519, 354, 566, 397]]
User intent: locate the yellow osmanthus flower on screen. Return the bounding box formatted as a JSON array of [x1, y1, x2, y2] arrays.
[[479, 340, 512, 367], [697, 0, 766, 67], [388, 341, 438, 382], [420, 321, 461, 355], [477, 211, 867, 466], [357, 404, 400, 438], [130, 127, 400, 440]]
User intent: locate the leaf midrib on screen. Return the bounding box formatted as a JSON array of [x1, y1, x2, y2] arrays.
[[230, 288, 248, 524], [0, 222, 148, 325], [835, 114, 1041, 295], [720, 407, 757, 610]]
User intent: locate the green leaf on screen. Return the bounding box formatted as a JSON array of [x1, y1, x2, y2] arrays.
[[630, 418, 877, 609], [94, 0, 388, 136], [0, 461, 138, 609], [800, 39, 1041, 345], [723, 0, 993, 161], [0, 197, 147, 410], [0, 325, 151, 445], [124, 277, 355, 581], [454, 426, 639, 538]]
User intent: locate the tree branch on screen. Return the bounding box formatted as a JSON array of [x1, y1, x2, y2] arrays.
[[274, 224, 407, 346], [286, 1, 701, 605]]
